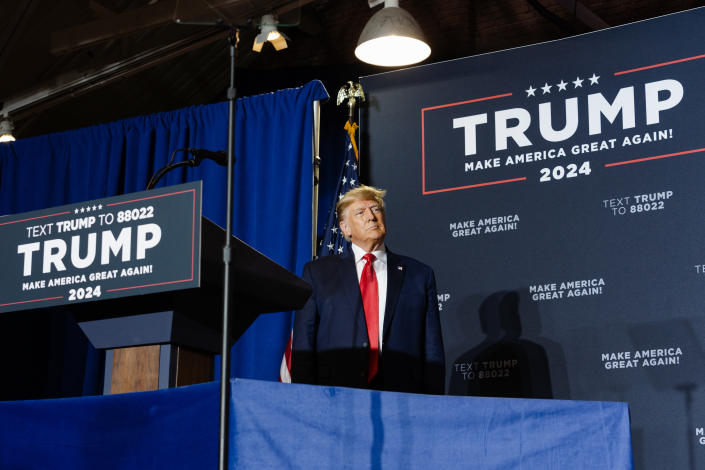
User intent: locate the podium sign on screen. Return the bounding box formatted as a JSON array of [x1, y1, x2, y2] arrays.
[[0, 182, 202, 313]]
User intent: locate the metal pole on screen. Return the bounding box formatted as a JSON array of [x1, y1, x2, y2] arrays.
[[312, 100, 321, 258], [218, 28, 238, 470]]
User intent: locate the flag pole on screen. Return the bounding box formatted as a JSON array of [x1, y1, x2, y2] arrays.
[[312, 101, 321, 258]]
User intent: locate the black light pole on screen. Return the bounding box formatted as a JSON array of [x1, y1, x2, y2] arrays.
[[219, 28, 239, 470]]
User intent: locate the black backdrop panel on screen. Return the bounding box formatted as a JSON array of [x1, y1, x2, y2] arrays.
[[362, 8, 705, 470]]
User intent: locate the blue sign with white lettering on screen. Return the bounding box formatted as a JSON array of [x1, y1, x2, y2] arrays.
[[0, 181, 201, 312]]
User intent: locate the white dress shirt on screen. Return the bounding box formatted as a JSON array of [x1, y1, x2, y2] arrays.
[[351, 242, 388, 351]]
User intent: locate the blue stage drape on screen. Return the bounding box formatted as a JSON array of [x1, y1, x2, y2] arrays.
[[0, 379, 633, 469], [0, 80, 328, 396]]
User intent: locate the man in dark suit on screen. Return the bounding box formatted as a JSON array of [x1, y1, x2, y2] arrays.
[[292, 186, 445, 394]]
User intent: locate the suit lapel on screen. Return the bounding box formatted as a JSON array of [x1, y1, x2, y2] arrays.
[[383, 249, 405, 342], [338, 253, 367, 340]]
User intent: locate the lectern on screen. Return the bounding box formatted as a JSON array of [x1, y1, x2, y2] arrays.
[[0, 181, 312, 394]]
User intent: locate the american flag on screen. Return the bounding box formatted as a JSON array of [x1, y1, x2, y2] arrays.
[[280, 122, 360, 382], [316, 124, 360, 258]]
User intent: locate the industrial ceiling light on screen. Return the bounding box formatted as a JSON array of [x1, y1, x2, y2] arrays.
[[252, 14, 288, 52], [0, 117, 16, 143], [355, 0, 431, 67]]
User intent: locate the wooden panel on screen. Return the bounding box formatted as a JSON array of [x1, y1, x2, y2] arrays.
[[111, 345, 160, 394], [175, 347, 214, 387]]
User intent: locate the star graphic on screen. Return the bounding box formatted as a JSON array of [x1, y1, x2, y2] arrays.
[[350, 179, 356, 186], [345, 160, 350, 167], [525, 85, 536, 97], [352, 163, 358, 170], [337, 246, 343, 254], [92, 205, 97, 211], [327, 243, 334, 251], [556, 80, 568, 91], [338, 193, 344, 200], [332, 227, 338, 233], [541, 83, 552, 94], [589, 73, 600, 85], [85, 206, 91, 212], [573, 76, 584, 88], [342, 176, 347, 184], [98, 204, 103, 210], [74, 208, 79, 214], [80, 207, 85, 213]]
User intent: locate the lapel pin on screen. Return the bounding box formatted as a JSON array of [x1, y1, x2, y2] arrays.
[[397, 266, 403, 271]]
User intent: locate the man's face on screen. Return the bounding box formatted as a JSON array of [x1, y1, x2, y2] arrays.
[[340, 199, 386, 252]]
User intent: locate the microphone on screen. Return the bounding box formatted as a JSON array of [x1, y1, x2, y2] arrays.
[[186, 148, 229, 166]]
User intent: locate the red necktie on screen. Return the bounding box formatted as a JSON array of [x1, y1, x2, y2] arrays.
[[360, 253, 379, 382]]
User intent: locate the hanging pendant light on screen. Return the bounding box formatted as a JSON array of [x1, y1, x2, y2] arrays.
[[253, 14, 288, 52], [0, 117, 16, 142], [355, 0, 431, 67]]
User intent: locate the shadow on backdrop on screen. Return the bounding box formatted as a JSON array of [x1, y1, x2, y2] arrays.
[[448, 290, 553, 398]]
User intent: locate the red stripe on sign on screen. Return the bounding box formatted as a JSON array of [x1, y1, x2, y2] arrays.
[[605, 147, 705, 167], [106, 188, 197, 292], [421, 93, 514, 112], [106, 278, 194, 293], [0, 296, 64, 307], [107, 188, 195, 206], [0, 211, 71, 226], [614, 53, 705, 75], [191, 189, 196, 280], [421, 92, 512, 195], [423, 177, 527, 195]]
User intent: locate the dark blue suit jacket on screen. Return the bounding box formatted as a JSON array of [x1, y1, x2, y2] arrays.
[[292, 249, 445, 394]]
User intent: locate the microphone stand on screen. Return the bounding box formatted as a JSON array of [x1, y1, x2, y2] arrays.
[[146, 155, 196, 190], [162, 20, 243, 469], [218, 27, 239, 470]]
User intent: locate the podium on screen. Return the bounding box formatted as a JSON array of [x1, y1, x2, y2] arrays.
[[0, 181, 312, 394]]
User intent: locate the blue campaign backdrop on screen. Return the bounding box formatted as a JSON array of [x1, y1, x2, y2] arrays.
[[0, 80, 328, 397], [362, 7, 705, 470]]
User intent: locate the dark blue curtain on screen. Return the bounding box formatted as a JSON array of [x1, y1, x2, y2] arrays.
[[0, 80, 328, 397]]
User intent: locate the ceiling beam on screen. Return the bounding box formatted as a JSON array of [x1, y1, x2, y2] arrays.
[[555, 0, 609, 30], [51, 0, 317, 55], [4, 28, 227, 119], [0, 0, 40, 72]]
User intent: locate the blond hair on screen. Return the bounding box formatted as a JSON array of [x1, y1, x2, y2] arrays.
[[336, 185, 386, 223]]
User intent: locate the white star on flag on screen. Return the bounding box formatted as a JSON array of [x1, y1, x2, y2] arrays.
[[342, 176, 347, 184], [573, 77, 583, 88], [337, 246, 343, 254], [327, 243, 334, 251], [541, 83, 552, 94], [525, 85, 536, 97], [589, 73, 600, 85], [557, 80, 568, 91]]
